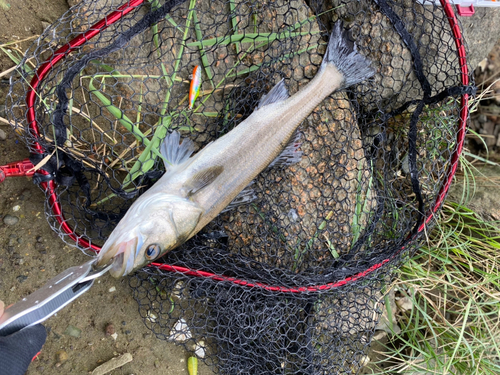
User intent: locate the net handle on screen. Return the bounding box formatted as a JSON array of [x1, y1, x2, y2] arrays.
[[26, 0, 469, 292]]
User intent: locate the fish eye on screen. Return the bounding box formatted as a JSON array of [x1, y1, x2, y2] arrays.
[[145, 244, 161, 260]]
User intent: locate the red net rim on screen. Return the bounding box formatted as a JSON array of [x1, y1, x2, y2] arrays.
[[25, 0, 469, 293]]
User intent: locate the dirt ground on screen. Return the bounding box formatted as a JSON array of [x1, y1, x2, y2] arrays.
[[0, 1, 499, 375]]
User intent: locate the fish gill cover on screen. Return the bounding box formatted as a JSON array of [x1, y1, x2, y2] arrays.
[[6, 0, 474, 373]]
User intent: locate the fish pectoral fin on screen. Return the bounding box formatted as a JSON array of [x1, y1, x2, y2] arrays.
[[160, 131, 196, 170], [257, 79, 289, 109], [181, 165, 224, 196]]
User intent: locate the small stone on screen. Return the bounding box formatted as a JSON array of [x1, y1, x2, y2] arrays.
[[121, 321, 126, 326], [8, 238, 17, 246], [359, 355, 370, 367], [194, 340, 206, 359], [373, 330, 387, 341], [41, 21, 51, 31], [483, 121, 495, 135], [35, 243, 46, 251], [17, 238, 23, 244], [146, 310, 157, 323], [16, 275, 28, 283], [56, 350, 68, 363], [396, 296, 413, 312], [3, 215, 19, 226], [105, 323, 115, 336], [0, 129, 6, 141], [12, 205, 20, 212], [64, 325, 81, 338], [124, 330, 131, 335], [108, 286, 116, 293], [110, 333, 118, 341], [36, 236, 43, 243], [168, 318, 192, 342]]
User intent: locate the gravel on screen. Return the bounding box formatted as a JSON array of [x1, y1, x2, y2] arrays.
[[2, 214, 19, 226]]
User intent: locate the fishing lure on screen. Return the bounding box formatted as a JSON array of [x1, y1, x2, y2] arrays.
[[189, 65, 202, 109]]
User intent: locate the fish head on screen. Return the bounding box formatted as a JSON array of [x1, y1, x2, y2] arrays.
[[97, 194, 203, 278]]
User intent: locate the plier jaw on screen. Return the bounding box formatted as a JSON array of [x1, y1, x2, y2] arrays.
[[0, 258, 112, 336]]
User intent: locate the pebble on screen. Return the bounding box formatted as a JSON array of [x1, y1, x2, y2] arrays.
[[396, 296, 413, 312], [35, 242, 46, 251], [64, 325, 82, 338], [12, 205, 20, 212], [121, 321, 126, 326], [56, 350, 68, 363], [105, 323, 115, 336], [108, 286, 116, 292], [372, 330, 387, 341], [8, 238, 17, 246], [17, 238, 23, 244], [36, 235, 43, 243], [0, 129, 6, 141], [3, 214, 19, 226], [168, 318, 192, 342], [124, 330, 131, 335], [16, 275, 28, 283]]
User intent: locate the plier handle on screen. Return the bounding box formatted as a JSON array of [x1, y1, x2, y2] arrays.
[[0, 259, 111, 336]]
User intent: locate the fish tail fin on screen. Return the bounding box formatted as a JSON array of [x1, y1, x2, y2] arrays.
[[321, 21, 374, 87]]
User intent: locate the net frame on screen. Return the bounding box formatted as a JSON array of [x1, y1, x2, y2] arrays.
[[19, 0, 470, 293]]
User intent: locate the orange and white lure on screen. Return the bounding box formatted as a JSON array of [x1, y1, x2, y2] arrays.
[[188, 65, 202, 110]]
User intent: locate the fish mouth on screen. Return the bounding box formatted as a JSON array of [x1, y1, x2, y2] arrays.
[[97, 235, 143, 278]]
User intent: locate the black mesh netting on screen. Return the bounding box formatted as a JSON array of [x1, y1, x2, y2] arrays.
[[6, 0, 474, 373]]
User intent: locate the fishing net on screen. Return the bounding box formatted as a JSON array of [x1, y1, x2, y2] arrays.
[[6, 0, 474, 373]]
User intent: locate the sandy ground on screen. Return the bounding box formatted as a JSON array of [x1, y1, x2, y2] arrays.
[[0, 1, 499, 375]]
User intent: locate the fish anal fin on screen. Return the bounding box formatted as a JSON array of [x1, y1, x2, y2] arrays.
[[267, 131, 303, 169], [181, 165, 224, 196], [221, 182, 257, 213], [257, 79, 289, 109], [160, 131, 196, 170]]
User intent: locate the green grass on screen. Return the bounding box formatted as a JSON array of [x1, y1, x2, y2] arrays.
[[367, 153, 500, 374]]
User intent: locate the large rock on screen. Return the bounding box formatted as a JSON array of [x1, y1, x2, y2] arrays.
[[460, 7, 500, 70]]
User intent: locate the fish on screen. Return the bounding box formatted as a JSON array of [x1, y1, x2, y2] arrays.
[[96, 22, 374, 277], [188, 65, 202, 109]]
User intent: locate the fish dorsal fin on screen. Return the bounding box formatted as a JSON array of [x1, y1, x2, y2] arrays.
[[257, 79, 289, 109], [160, 131, 196, 170], [181, 165, 224, 196]]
